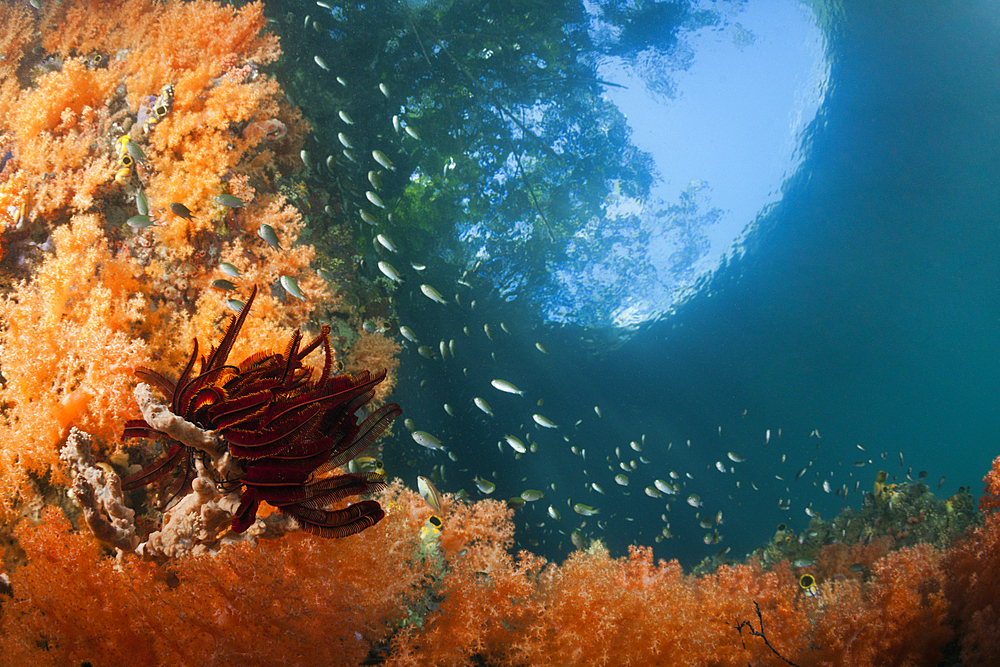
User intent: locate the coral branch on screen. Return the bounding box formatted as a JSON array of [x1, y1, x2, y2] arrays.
[[135, 456, 296, 561], [133, 382, 224, 460], [732, 600, 802, 667], [59, 427, 139, 553]]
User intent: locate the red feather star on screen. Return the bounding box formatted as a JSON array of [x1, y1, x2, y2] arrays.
[[121, 285, 401, 538]]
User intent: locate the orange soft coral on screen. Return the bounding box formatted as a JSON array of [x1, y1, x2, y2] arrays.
[[810, 543, 952, 667], [979, 453, 1000, 513], [140, 193, 328, 375], [0, 489, 431, 667], [0, 214, 149, 516], [0, 0, 354, 524], [8, 58, 120, 219], [511, 545, 708, 667], [347, 331, 403, 406], [386, 495, 543, 667], [0, 478, 985, 667], [943, 505, 1000, 666], [2, 0, 301, 238]]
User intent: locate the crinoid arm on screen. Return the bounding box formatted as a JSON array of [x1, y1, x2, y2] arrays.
[[232, 471, 387, 533], [323, 403, 402, 471], [283, 500, 385, 538], [121, 441, 185, 491]]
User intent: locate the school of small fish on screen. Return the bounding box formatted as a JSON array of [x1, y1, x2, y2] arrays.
[[296, 3, 933, 559]]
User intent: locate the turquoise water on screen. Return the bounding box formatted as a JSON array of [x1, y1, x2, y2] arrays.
[[282, 0, 1000, 568]]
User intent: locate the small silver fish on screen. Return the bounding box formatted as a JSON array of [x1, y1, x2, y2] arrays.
[[314, 55, 330, 70], [412, 430, 444, 450], [504, 435, 526, 453], [214, 194, 245, 208], [279, 275, 305, 300], [376, 233, 397, 253], [473, 397, 493, 417], [135, 189, 149, 215], [532, 414, 557, 429], [126, 214, 157, 230], [377, 261, 403, 283], [338, 110, 354, 125], [218, 262, 242, 278], [366, 190, 386, 209], [420, 284, 448, 304], [372, 149, 395, 170], [257, 223, 281, 249], [399, 325, 419, 342], [491, 379, 524, 395]]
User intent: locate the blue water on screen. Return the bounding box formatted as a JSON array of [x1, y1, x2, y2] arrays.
[[377, 0, 1000, 569]]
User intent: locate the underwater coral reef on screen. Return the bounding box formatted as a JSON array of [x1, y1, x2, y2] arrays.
[[0, 2, 997, 666]]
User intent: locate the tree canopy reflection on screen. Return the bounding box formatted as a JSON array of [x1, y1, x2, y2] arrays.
[[275, 0, 727, 326]]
